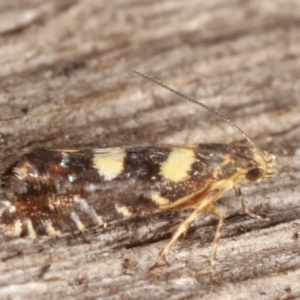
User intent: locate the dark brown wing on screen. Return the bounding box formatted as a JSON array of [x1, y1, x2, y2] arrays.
[[0, 146, 219, 236]]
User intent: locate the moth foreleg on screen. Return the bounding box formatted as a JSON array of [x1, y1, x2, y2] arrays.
[[234, 186, 270, 222]]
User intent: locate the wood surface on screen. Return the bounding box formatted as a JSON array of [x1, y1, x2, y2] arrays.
[[0, 0, 300, 299]]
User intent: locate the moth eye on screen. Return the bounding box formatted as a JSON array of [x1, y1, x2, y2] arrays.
[[246, 168, 262, 181]]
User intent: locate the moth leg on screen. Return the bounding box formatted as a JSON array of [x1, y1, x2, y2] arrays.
[[205, 205, 225, 284], [158, 204, 204, 263], [158, 192, 221, 262], [235, 186, 270, 221]]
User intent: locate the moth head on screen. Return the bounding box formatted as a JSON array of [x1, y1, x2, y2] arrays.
[[238, 146, 275, 183], [251, 148, 275, 180]]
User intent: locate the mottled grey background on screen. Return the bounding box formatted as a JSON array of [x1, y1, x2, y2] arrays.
[[0, 1, 300, 299]]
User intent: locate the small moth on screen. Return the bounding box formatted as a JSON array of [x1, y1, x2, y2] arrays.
[[0, 71, 275, 282]]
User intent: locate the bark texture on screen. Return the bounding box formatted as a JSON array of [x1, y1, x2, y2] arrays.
[[0, 0, 300, 299]]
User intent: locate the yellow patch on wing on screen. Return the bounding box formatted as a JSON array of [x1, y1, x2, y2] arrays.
[[13, 219, 23, 236], [93, 148, 126, 180], [160, 148, 195, 182], [94, 216, 106, 227], [151, 192, 170, 207], [88, 209, 105, 227], [115, 204, 132, 217], [44, 221, 61, 236], [25, 219, 37, 238]]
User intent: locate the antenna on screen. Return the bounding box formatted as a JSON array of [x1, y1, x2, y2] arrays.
[[134, 70, 256, 148]]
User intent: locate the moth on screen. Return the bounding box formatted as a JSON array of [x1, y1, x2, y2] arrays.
[[0, 71, 275, 282]]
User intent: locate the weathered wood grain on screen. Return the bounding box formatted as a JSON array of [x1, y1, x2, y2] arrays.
[[0, 0, 300, 299]]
